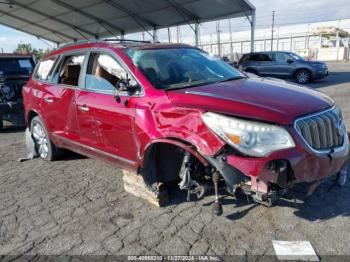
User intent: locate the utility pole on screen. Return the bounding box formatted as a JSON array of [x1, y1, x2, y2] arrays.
[[216, 20, 221, 57], [176, 26, 179, 43], [228, 19, 233, 59], [271, 10, 275, 51], [168, 27, 171, 43]]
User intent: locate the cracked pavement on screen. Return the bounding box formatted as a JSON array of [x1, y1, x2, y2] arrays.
[[0, 63, 350, 258]]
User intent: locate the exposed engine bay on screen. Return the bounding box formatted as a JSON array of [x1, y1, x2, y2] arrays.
[[142, 142, 348, 216]]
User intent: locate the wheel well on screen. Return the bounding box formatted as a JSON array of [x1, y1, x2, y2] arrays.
[[27, 111, 38, 127], [141, 142, 206, 186]]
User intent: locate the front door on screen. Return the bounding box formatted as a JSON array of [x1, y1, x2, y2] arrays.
[[77, 51, 138, 170], [272, 52, 295, 77]]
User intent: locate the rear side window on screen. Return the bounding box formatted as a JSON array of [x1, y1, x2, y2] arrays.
[[247, 54, 272, 61], [53, 54, 85, 87], [34, 57, 56, 81]]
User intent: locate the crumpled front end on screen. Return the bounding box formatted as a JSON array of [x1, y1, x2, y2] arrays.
[[212, 107, 349, 204]]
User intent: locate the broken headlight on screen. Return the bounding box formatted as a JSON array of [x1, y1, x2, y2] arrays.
[[202, 112, 295, 157]]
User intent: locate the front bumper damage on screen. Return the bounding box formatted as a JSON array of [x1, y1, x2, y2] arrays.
[[208, 129, 349, 205]]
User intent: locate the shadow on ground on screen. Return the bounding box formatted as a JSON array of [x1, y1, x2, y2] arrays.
[[0, 126, 26, 133], [305, 71, 350, 89]]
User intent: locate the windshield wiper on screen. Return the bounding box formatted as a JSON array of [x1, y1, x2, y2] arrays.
[[216, 76, 245, 83], [165, 80, 218, 91]]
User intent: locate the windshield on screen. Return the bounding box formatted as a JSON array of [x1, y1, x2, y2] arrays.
[[124, 48, 244, 90], [289, 52, 305, 61]]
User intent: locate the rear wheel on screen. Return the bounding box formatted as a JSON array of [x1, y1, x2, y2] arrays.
[[295, 69, 311, 84], [30, 116, 60, 161]]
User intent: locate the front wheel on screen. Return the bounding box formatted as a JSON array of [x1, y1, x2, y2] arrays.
[[30, 116, 60, 161], [295, 69, 311, 84]]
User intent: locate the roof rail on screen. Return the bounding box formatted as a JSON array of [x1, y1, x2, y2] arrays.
[[57, 39, 93, 49], [103, 38, 153, 44], [57, 38, 158, 50]]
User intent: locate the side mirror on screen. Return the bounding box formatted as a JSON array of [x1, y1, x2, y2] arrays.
[[114, 89, 121, 103], [115, 78, 141, 97], [116, 79, 129, 91], [287, 58, 294, 64]]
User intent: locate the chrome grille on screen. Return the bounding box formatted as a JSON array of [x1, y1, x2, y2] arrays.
[[295, 107, 345, 151]]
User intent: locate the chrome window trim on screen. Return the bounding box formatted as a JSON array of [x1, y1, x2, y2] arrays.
[[294, 106, 348, 154]]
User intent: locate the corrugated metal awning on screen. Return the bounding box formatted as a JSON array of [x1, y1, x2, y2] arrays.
[[0, 0, 255, 44]]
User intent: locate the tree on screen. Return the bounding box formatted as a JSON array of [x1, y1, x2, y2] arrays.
[[14, 43, 52, 60], [15, 43, 34, 54]]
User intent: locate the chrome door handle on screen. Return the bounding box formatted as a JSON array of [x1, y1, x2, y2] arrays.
[[44, 97, 54, 103], [78, 105, 89, 112]]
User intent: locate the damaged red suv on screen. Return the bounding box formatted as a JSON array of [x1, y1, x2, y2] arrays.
[[23, 40, 349, 215]]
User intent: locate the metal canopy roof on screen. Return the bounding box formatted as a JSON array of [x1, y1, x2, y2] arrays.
[[0, 0, 255, 44]]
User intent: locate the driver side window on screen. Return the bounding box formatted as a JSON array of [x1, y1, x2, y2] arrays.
[[85, 53, 127, 93], [274, 53, 290, 63]]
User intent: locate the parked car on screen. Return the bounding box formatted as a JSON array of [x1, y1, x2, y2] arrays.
[[23, 41, 348, 215], [0, 54, 35, 129], [238, 51, 328, 84]]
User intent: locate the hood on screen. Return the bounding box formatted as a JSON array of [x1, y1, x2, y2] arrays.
[[301, 60, 326, 67], [167, 77, 334, 125]]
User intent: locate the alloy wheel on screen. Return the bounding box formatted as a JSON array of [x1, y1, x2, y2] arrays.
[[296, 71, 310, 84], [32, 122, 49, 159]]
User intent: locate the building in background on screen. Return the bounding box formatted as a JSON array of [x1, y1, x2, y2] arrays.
[[200, 19, 350, 62]]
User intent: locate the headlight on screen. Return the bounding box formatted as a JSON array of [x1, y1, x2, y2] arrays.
[[202, 112, 295, 157]]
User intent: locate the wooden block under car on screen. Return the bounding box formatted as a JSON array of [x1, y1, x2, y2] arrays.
[[122, 170, 169, 207]]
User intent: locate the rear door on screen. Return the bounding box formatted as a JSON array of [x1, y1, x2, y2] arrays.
[[38, 52, 86, 144], [253, 53, 275, 76], [75, 50, 139, 170]]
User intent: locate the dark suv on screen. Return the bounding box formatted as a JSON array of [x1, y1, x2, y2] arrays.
[[23, 41, 348, 214], [0, 54, 35, 129], [238, 51, 328, 84]]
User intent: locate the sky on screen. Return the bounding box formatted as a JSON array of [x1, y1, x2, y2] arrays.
[[1, 0, 350, 52]]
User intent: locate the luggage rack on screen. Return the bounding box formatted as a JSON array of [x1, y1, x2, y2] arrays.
[[103, 38, 154, 44], [58, 38, 157, 49]]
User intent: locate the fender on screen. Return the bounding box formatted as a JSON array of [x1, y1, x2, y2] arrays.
[[140, 138, 209, 168]]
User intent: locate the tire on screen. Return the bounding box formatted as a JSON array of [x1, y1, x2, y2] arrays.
[[295, 69, 311, 84], [30, 116, 60, 161]]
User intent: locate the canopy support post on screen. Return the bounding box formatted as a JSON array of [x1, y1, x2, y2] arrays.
[[153, 27, 158, 42], [195, 21, 200, 47], [250, 9, 256, 52]]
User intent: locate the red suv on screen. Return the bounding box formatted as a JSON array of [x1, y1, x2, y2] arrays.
[[23, 40, 349, 214]]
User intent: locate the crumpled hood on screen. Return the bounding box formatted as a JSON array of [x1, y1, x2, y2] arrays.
[[167, 77, 334, 125]]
